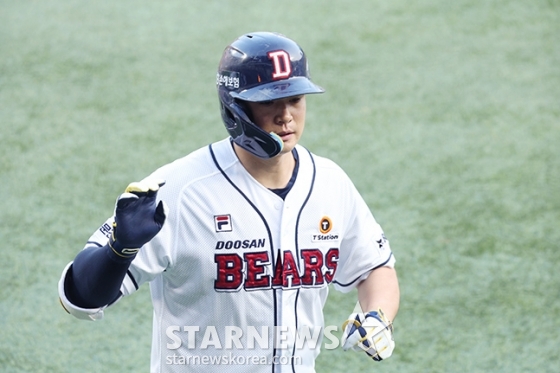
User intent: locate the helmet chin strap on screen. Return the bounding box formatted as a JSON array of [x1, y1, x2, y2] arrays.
[[224, 99, 285, 159], [268, 132, 284, 153], [236, 122, 284, 159]]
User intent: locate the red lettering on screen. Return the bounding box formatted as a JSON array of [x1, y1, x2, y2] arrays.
[[271, 250, 302, 288], [300, 249, 324, 286], [215, 247, 339, 291], [271, 250, 283, 288], [214, 254, 243, 291], [281, 251, 301, 288], [244, 252, 270, 289], [324, 248, 339, 283]]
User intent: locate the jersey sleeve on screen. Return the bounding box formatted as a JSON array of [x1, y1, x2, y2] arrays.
[[58, 262, 112, 320], [58, 210, 173, 320], [58, 217, 123, 320], [331, 178, 395, 293]]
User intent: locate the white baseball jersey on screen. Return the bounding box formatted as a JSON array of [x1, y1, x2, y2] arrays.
[[59, 138, 395, 373]]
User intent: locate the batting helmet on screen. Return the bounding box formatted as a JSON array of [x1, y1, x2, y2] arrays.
[[217, 32, 324, 159]]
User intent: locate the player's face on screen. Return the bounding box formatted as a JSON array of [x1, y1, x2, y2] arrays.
[[246, 95, 306, 154]]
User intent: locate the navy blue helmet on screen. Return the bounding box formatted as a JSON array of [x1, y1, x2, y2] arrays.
[[217, 32, 324, 159]]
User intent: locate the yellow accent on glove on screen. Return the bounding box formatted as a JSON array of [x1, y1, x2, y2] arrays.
[[341, 308, 395, 361], [125, 179, 165, 194]]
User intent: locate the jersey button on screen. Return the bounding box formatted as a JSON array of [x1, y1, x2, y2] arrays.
[[274, 202, 282, 210]]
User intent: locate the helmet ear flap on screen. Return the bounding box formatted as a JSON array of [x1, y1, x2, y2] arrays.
[[219, 90, 244, 140], [218, 91, 283, 159], [220, 102, 239, 131]]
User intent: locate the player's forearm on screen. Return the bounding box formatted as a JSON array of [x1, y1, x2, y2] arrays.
[[357, 266, 400, 321], [65, 245, 134, 308]]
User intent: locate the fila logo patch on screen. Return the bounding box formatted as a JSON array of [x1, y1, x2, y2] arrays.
[[214, 215, 232, 232], [268, 50, 292, 80]]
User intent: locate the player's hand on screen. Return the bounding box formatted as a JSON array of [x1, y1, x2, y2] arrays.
[[341, 309, 395, 361], [109, 179, 168, 258]]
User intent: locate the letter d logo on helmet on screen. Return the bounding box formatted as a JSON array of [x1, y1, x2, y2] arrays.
[[268, 50, 292, 80], [217, 32, 324, 159]]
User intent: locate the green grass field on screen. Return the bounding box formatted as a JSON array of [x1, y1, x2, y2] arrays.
[[1, 0, 559, 372]]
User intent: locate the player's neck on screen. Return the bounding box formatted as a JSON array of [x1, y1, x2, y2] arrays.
[[234, 144, 296, 189]]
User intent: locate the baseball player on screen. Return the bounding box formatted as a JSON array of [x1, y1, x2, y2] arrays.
[[58, 32, 400, 372]]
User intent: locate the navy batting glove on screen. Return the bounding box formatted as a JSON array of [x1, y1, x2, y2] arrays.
[[109, 180, 167, 258]]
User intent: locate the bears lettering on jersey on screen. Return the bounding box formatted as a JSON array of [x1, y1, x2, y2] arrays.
[[214, 248, 339, 291]]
